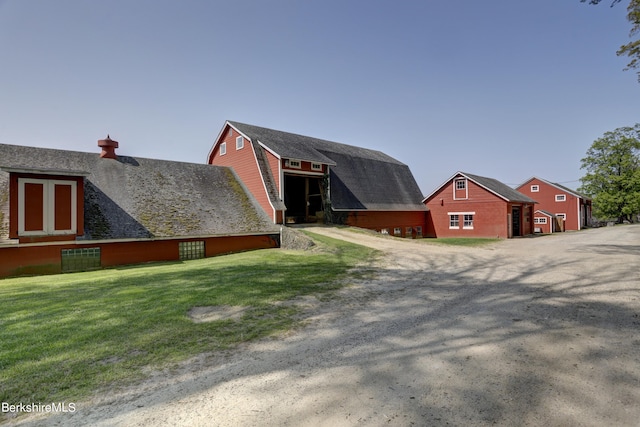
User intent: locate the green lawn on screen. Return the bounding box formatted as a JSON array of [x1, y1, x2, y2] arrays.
[[0, 232, 377, 408]]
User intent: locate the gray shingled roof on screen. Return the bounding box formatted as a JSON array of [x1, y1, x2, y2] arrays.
[[0, 143, 278, 240], [229, 121, 426, 212], [462, 172, 538, 203]]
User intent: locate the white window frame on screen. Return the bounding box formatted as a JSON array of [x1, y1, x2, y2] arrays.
[[555, 194, 566, 202], [531, 185, 539, 192], [287, 159, 301, 169], [449, 214, 460, 229], [534, 217, 547, 224], [449, 211, 475, 230], [236, 136, 244, 150], [311, 163, 322, 171], [453, 178, 468, 200], [17, 178, 77, 236], [463, 214, 474, 229], [393, 227, 402, 236], [556, 213, 566, 220], [220, 142, 226, 156]]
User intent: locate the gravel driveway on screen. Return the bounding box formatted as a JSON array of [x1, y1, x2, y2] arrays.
[[16, 225, 640, 426]]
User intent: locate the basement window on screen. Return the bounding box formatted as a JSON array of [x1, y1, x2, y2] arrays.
[[61, 247, 101, 272], [405, 227, 412, 238], [179, 241, 205, 260], [415, 226, 422, 238], [393, 227, 402, 236]]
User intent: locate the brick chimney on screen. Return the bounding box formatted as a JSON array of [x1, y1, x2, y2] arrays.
[[98, 135, 118, 159]]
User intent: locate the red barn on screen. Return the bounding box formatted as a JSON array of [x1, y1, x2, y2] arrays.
[[423, 172, 537, 238], [0, 138, 280, 278], [208, 121, 428, 237], [516, 177, 592, 231]]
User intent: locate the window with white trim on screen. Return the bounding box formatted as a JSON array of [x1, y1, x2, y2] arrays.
[[287, 159, 301, 169], [531, 185, 539, 192], [455, 179, 466, 190], [311, 163, 322, 171], [555, 194, 566, 202], [463, 214, 474, 229], [236, 136, 244, 150], [18, 178, 77, 236], [220, 142, 226, 156], [534, 217, 547, 224], [449, 214, 459, 228], [393, 227, 402, 236], [556, 213, 566, 220]]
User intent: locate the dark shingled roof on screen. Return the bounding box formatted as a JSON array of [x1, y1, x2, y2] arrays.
[[229, 121, 426, 212], [423, 171, 538, 204], [462, 172, 538, 203], [0, 143, 278, 240]]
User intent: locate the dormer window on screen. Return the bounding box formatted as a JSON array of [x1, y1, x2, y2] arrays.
[[17, 177, 78, 236]]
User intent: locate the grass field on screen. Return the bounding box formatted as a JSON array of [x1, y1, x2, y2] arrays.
[[0, 232, 377, 408]]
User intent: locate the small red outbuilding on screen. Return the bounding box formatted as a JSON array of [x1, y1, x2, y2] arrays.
[[423, 172, 537, 239]]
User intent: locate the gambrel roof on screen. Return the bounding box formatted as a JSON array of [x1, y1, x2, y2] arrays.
[[423, 171, 538, 204], [226, 121, 427, 212], [0, 143, 277, 240]]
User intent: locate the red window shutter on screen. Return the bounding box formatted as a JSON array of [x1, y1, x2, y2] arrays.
[[24, 182, 44, 231], [54, 184, 72, 231]]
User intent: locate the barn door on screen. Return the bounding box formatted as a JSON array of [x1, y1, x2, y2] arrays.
[[511, 206, 521, 237]]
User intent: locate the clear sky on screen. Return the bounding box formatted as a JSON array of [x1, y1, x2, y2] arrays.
[[1, 0, 638, 194]]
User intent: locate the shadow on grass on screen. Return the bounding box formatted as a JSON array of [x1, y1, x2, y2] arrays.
[[9, 227, 640, 426]]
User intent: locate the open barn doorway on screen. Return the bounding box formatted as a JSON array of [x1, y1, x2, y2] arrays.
[[284, 174, 325, 224]]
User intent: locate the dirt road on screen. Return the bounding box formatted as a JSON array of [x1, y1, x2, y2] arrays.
[[15, 225, 640, 426]]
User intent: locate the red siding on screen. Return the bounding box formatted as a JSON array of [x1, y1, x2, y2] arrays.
[[0, 234, 279, 278], [516, 178, 584, 231], [209, 125, 275, 221], [425, 176, 534, 238], [344, 210, 427, 238]]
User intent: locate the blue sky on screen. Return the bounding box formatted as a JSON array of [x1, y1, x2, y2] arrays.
[[1, 1, 638, 193]]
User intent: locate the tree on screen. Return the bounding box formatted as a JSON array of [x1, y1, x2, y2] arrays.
[[583, 0, 640, 81], [579, 124, 640, 222]]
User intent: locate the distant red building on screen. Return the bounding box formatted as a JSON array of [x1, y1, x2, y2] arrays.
[[516, 177, 591, 231], [423, 172, 537, 238]]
